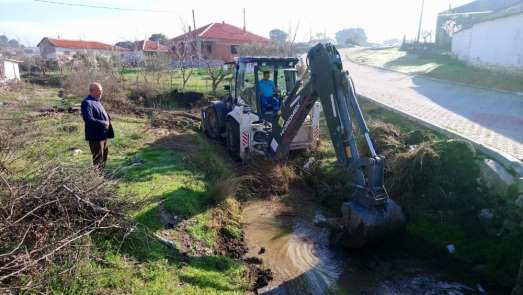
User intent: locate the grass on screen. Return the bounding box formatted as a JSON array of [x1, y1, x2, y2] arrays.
[[1, 83, 248, 294], [349, 47, 523, 93], [121, 68, 231, 97]]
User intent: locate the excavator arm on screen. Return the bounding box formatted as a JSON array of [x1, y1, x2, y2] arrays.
[[268, 43, 404, 247]]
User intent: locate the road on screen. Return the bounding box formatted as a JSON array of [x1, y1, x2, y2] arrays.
[[339, 49, 523, 162]]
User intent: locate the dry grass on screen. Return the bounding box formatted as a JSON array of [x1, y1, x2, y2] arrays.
[[207, 176, 253, 204], [368, 121, 405, 157], [0, 127, 15, 174], [243, 157, 298, 198]]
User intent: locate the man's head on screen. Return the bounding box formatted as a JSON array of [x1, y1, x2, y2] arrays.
[[262, 70, 271, 81], [89, 82, 103, 100]]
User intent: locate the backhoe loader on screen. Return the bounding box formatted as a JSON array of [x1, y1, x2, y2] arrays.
[[201, 43, 404, 247]]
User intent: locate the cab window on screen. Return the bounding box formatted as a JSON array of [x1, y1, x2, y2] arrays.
[[236, 63, 257, 112]]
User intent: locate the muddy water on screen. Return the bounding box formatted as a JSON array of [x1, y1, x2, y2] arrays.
[[243, 198, 487, 295]]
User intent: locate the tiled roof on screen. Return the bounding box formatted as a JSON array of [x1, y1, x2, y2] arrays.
[[171, 22, 269, 43], [136, 40, 169, 52], [38, 37, 117, 50]]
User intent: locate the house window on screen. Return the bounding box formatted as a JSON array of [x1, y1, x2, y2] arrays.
[[230, 44, 239, 54], [205, 43, 212, 53], [64, 51, 70, 55]]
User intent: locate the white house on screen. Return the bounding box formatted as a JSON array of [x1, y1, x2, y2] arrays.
[[37, 37, 126, 60], [452, 6, 523, 69], [122, 40, 170, 65], [0, 58, 21, 83]]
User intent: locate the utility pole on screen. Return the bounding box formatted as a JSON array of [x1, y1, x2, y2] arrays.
[[242, 8, 246, 31], [416, 0, 425, 44], [192, 9, 196, 30]]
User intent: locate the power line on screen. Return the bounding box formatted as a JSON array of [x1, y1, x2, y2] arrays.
[[33, 0, 173, 13]]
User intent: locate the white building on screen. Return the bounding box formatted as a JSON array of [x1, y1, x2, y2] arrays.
[[452, 7, 523, 69], [37, 37, 126, 60], [122, 40, 170, 65], [0, 58, 21, 83]]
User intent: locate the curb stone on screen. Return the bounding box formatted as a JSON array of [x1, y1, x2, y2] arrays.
[[359, 94, 523, 179]]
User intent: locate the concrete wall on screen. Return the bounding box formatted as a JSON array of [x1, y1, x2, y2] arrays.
[[452, 13, 523, 68], [1, 60, 20, 81]]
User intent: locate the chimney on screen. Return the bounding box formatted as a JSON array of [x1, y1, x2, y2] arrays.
[[188, 25, 192, 32]]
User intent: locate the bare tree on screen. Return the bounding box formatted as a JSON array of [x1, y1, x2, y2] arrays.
[[205, 61, 232, 96], [144, 53, 170, 87], [171, 18, 198, 92]]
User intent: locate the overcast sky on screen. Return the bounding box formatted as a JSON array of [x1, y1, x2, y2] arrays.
[[0, 0, 474, 46]]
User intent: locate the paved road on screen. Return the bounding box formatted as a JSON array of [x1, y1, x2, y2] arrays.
[[339, 49, 523, 162]]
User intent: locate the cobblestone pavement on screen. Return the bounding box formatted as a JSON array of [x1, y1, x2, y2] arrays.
[[341, 53, 523, 161]]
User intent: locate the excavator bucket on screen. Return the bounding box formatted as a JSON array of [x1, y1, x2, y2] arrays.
[[339, 198, 405, 248]]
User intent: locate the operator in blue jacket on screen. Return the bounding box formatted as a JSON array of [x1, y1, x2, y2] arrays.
[[81, 82, 114, 170], [259, 70, 280, 114]]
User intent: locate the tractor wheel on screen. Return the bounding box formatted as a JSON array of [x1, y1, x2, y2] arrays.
[[225, 118, 240, 158], [204, 107, 220, 139]]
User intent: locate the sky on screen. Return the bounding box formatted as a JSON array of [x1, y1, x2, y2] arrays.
[[0, 0, 474, 46]]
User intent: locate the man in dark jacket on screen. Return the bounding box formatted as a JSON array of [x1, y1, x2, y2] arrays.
[[81, 82, 113, 170]]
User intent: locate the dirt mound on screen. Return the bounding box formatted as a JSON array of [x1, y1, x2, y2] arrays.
[[171, 90, 208, 109], [369, 121, 405, 157], [39, 106, 79, 116], [244, 157, 298, 198], [252, 268, 274, 291], [216, 227, 248, 259], [149, 111, 200, 132], [130, 86, 208, 110]]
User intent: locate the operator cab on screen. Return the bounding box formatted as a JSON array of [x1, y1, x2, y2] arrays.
[[229, 57, 299, 121], [201, 55, 320, 161]]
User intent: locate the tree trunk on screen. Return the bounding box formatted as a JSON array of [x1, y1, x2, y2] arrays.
[[211, 80, 218, 96]]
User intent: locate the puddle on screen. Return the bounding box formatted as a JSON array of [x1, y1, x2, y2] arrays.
[[243, 199, 488, 295]]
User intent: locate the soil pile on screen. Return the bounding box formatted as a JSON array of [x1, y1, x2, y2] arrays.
[[244, 157, 297, 198]]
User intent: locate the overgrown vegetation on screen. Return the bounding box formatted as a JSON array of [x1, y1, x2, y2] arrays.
[[349, 47, 523, 93]]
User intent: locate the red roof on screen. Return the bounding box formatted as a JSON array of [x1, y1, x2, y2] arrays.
[[38, 37, 118, 50], [171, 22, 269, 43], [135, 40, 169, 52]]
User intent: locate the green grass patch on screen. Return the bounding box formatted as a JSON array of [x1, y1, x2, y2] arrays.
[[122, 69, 231, 96], [3, 83, 247, 293], [349, 47, 523, 93], [43, 252, 246, 295], [186, 211, 218, 248]]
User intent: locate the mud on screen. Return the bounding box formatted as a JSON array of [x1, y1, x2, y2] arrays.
[[157, 202, 212, 257], [149, 111, 200, 132], [38, 106, 79, 116], [242, 193, 497, 295], [215, 227, 248, 259]]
